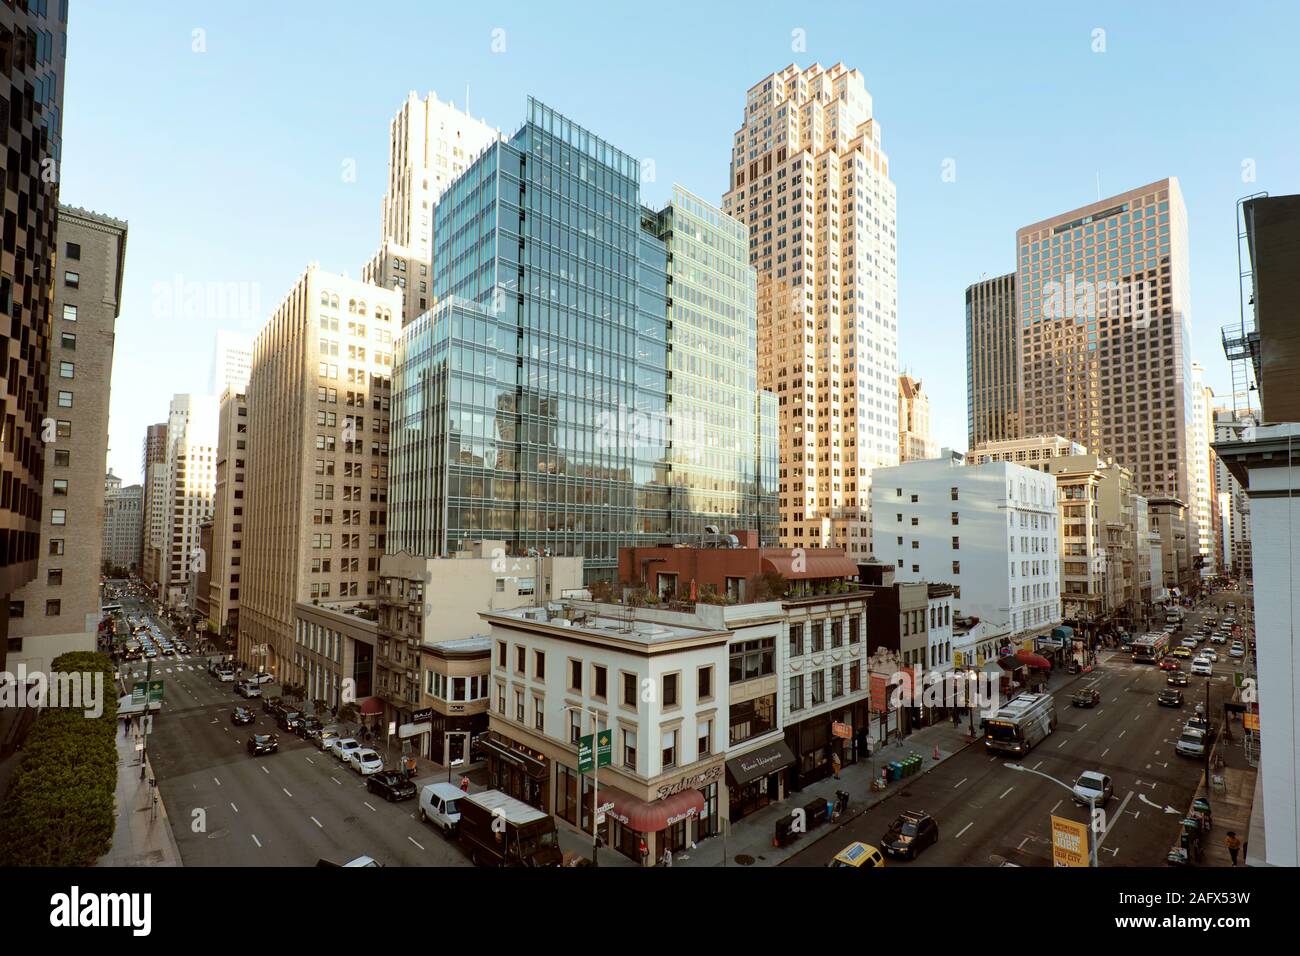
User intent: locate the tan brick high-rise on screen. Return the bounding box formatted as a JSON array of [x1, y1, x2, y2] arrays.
[[723, 63, 899, 559], [240, 266, 399, 682]]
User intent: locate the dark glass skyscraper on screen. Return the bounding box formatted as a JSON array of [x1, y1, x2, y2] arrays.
[[390, 100, 776, 579]]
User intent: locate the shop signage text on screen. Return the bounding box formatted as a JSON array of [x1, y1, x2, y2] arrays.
[[656, 765, 722, 800]]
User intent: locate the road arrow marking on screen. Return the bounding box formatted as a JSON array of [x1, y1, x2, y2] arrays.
[[1138, 793, 1179, 814]]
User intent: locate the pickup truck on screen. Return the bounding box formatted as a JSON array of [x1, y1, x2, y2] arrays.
[[457, 789, 562, 868]]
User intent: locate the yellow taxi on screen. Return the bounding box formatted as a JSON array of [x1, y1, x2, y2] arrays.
[[1172, 647, 1193, 659], [828, 841, 885, 868]]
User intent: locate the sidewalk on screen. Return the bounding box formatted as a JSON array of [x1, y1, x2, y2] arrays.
[[672, 661, 1090, 867], [96, 721, 183, 867], [1183, 719, 1257, 868]]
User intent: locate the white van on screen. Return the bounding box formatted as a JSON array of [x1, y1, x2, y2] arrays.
[[419, 782, 465, 834]]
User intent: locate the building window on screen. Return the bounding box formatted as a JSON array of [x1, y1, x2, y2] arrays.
[[534, 650, 545, 680], [496, 641, 506, 668], [790, 674, 806, 712], [45, 600, 61, 616], [51, 509, 67, 525], [63, 271, 79, 288], [569, 710, 582, 744], [953, 561, 961, 574], [54, 449, 70, 467], [534, 697, 544, 733], [9, 601, 23, 618], [62, 304, 77, 322], [61, 332, 76, 350], [661, 728, 678, 769], [623, 727, 637, 770], [593, 664, 607, 700], [515, 690, 524, 724], [515, 645, 525, 674], [65, 242, 81, 260], [52, 479, 68, 496], [569, 659, 582, 692], [788, 623, 804, 657], [56, 420, 71, 438], [662, 673, 679, 708], [48, 539, 64, 556], [811, 621, 825, 652], [698, 665, 713, 700], [952, 536, 960, 549], [698, 719, 712, 758], [48, 569, 62, 586], [59, 361, 74, 379], [622, 672, 637, 707], [57, 390, 72, 407], [811, 670, 825, 706], [951, 487, 959, 501]]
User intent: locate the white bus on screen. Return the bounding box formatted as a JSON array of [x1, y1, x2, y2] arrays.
[[982, 693, 1058, 756]]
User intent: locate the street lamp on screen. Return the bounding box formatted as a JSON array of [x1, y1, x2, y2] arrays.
[[1004, 762, 1099, 867], [562, 702, 603, 867]]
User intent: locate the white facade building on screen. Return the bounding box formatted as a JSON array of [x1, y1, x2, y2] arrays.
[[1189, 363, 1216, 577], [872, 449, 1061, 639], [163, 393, 219, 606]]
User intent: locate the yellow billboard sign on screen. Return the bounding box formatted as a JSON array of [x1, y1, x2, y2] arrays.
[[1051, 815, 1090, 867]]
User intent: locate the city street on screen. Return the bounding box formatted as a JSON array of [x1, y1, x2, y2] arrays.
[[115, 594, 469, 867], [785, 596, 1249, 867]]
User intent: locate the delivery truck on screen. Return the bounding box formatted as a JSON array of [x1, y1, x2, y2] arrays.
[[457, 789, 562, 868]]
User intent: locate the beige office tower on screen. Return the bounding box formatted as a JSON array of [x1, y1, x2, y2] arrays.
[[1189, 362, 1216, 577], [7, 207, 127, 672], [240, 266, 399, 681], [141, 423, 168, 589], [208, 386, 247, 641], [723, 63, 899, 558], [163, 393, 219, 609], [965, 272, 1019, 447], [1017, 179, 1192, 514], [898, 374, 935, 462], [362, 91, 500, 328]]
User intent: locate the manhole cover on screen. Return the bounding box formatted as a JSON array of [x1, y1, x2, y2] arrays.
[[734, 853, 756, 866]]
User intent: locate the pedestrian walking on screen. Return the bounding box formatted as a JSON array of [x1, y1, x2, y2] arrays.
[[831, 752, 842, 780], [638, 837, 649, 867], [459, 774, 470, 792], [1226, 831, 1241, 866], [661, 846, 673, 868]]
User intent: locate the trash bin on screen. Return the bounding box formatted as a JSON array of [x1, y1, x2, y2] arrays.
[[888, 761, 902, 781], [774, 814, 796, 847], [804, 798, 827, 828], [836, 789, 850, 814]]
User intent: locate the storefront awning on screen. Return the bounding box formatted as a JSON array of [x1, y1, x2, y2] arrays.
[[1014, 650, 1053, 670], [478, 736, 548, 777], [596, 783, 705, 833], [996, 655, 1023, 671], [725, 740, 796, 787], [358, 697, 384, 716]]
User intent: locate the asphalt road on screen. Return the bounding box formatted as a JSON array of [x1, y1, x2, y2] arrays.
[[112, 591, 469, 867], [785, 597, 1246, 867]]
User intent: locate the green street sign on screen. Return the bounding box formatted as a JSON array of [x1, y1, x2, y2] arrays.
[[147, 680, 165, 704], [1233, 671, 1246, 689], [578, 730, 613, 773], [131, 682, 146, 706]]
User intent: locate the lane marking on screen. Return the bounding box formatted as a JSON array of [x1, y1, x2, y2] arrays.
[[261, 766, 270, 775], [1101, 748, 1110, 758], [251, 834, 262, 848], [408, 836, 425, 850], [230, 802, 239, 813], [332, 777, 342, 786], [1050, 799, 1063, 814], [1118, 730, 1126, 739], [282, 788, 293, 798], [1077, 723, 1088, 732], [1032, 761, 1043, 771], [311, 816, 323, 829], [305, 756, 315, 766], [999, 786, 1014, 800], [953, 778, 967, 789], [955, 821, 974, 839], [1018, 837, 1029, 850], [364, 801, 378, 813], [213, 777, 221, 786], [1057, 739, 1067, 748]]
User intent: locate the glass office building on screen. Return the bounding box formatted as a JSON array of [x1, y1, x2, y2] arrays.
[[390, 99, 776, 579]]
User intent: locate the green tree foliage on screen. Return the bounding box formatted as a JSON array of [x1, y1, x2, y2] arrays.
[[0, 652, 119, 866]]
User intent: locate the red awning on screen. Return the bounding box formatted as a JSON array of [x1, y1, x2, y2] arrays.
[[761, 551, 859, 580], [1014, 650, 1053, 670], [596, 784, 705, 833], [358, 697, 383, 716]]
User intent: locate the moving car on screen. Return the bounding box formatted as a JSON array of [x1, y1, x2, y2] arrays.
[[1200, 649, 1218, 662], [330, 737, 362, 763], [231, 705, 255, 726], [1159, 657, 1181, 671], [419, 782, 466, 834], [1210, 634, 1226, 644], [1157, 688, 1184, 707], [1179, 637, 1198, 649], [348, 748, 385, 776], [1172, 647, 1192, 659], [1072, 771, 1113, 806], [1166, 672, 1189, 687], [1229, 645, 1246, 658], [247, 733, 279, 756], [217, 668, 236, 682], [367, 771, 417, 802], [1071, 688, 1101, 708], [246, 672, 275, 685], [828, 841, 885, 869], [1190, 659, 1213, 676], [880, 810, 939, 861]]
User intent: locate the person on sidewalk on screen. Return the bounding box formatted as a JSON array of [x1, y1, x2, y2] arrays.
[[661, 846, 673, 868], [831, 752, 842, 780], [459, 775, 470, 792], [404, 754, 417, 780], [1225, 831, 1241, 866]]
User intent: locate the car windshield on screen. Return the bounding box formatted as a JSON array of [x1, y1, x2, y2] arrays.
[[443, 799, 458, 814], [984, 722, 1019, 741], [898, 822, 919, 836], [253, 735, 269, 744], [1078, 775, 1103, 789], [1179, 733, 1202, 744]]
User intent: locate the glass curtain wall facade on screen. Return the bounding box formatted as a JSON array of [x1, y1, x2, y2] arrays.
[[390, 100, 776, 579]]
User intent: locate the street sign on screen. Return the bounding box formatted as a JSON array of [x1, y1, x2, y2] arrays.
[[1051, 815, 1089, 867], [578, 730, 612, 773], [147, 680, 165, 704], [131, 682, 146, 706]]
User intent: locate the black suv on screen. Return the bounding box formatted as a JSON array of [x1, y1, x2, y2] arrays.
[[1071, 689, 1100, 708], [367, 771, 417, 802], [231, 705, 255, 726], [277, 710, 305, 733], [1157, 688, 1184, 708], [881, 810, 939, 861], [247, 733, 279, 756]]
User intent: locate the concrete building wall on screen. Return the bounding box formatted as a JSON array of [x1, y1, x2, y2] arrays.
[[8, 206, 126, 672]]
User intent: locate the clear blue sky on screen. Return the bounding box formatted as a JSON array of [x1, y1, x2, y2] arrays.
[[63, 1, 1300, 483]]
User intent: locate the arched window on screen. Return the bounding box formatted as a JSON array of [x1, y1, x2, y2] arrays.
[[358, 301, 367, 316], [348, 299, 357, 313], [330, 295, 339, 308], [320, 291, 329, 305]]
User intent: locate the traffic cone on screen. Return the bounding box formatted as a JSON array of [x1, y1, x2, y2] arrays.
[[932, 745, 941, 761]]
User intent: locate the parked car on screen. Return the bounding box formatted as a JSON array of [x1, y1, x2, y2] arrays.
[[1210, 634, 1226, 644], [419, 782, 466, 834], [880, 810, 939, 861], [247, 733, 279, 756], [1071, 689, 1100, 708], [1157, 688, 1184, 707], [217, 668, 236, 682], [277, 711, 305, 733], [1175, 727, 1209, 758], [311, 728, 341, 751], [231, 705, 255, 726], [246, 672, 274, 685], [330, 737, 362, 763], [262, 695, 282, 714], [348, 748, 385, 776], [828, 841, 885, 869], [297, 717, 324, 739], [236, 681, 262, 699], [368, 771, 417, 802], [1072, 771, 1113, 806]]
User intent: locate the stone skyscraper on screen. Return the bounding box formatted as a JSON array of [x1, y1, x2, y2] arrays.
[[722, 63, 899, 559]]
